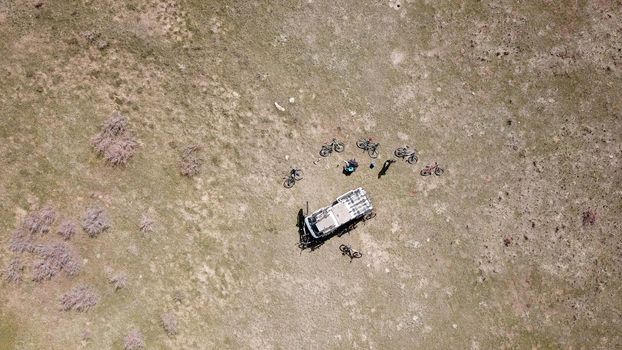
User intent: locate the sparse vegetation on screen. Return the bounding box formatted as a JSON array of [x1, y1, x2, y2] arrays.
[[138, 214, 154, 233], [60, 285, 100, 312], [91, 112, 138, 166], [123, 329, 145, 350], [81, 329, 93, 342], [3, 258, 24, 283], [57, 220, 76, 241], [82, 207, 111, 237], [160, 312, 178, 336], [127, 244, 139, 256], [180, 145, 203, 177], [23, 206, 56, 234], [172, 291, 183, 303]]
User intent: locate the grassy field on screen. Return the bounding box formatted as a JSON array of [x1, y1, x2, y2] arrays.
[[1, 0, 621, 349]]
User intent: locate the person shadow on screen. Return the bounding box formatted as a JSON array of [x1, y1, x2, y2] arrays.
[[296, 209, 304, 235], [377, 159, 396, 179]]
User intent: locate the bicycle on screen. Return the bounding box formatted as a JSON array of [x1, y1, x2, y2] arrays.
[[319, 138, 345, 157], [420, 162, 444, 176], [283, 168, 303, 188], [356, 138, 379, 158], [394, 146, 418, 164], [339, 244, 362, 262], [363, 211, 376, 222]]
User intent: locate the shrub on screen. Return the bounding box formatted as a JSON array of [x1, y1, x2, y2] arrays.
[[31, 242, 82, 281], [57, 220, 77, 241], [582, 209, 597, 226], [32, 258, 57, 281], [23, 206, 56, 234], [138, 214, 154, 233], [103, 137, 138, 166], [8, 229, 35, 253], [109, 272, 128, 291], [82, 207, 111, 238], [63, 258, 82, 277], [2, 258, 24, 283], [92, 112, 138, 166], [160, 312, 178, 336], [180, 145, 203, 177], [123, 329, 145, 350], [60, 285, 100, 312], [92, 112, 127, 147]]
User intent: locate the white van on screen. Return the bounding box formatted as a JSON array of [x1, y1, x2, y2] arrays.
[[304, 187, 374, 239]]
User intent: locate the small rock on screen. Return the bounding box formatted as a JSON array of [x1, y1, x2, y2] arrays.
[[288, 97, 295, 104], [34, 0, 43, 8]]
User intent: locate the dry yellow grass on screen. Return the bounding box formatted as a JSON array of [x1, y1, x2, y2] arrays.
[[1, 0, 621, 349]]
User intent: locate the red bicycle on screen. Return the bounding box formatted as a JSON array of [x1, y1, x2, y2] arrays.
[[420, 162, 444, 176]]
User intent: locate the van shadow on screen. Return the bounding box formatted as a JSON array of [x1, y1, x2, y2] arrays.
[[296, 208, 359, 252]]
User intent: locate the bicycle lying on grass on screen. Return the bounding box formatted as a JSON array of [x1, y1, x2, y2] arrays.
[[283, 168, 303, 188], [394, 146, 418, 164], [339, 244, 362, 262], [320, 138, 345, 157], [420, 162, 444, 176], [356, 138, 379, 158]]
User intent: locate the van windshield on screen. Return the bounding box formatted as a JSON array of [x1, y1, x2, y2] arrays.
[[305, 216, 320, 234]]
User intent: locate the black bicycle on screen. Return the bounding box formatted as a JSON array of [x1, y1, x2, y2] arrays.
[[339, 244, 362, 261], [356, 138, 379, 158], [283, 168, 303, 188], [320, 138, 345, 157], [394, 146, 418, 164]]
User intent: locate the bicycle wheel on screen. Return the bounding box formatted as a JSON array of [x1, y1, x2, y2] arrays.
[[351, 251, 362, 259], [283, 177, 295, 188], [406, 154, 418, 164], [363, 211, 376, 221], [394, 148, 406, 158], [356, 139, 367, 149], [293, 169, 303, 181], [334, 142, 345, 152], [434, 167, 444, 176], [420, 169, 431, 176], [319, 147, 331, 157], [339, 244, 349, 253], [368, 147, 379, 159]]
